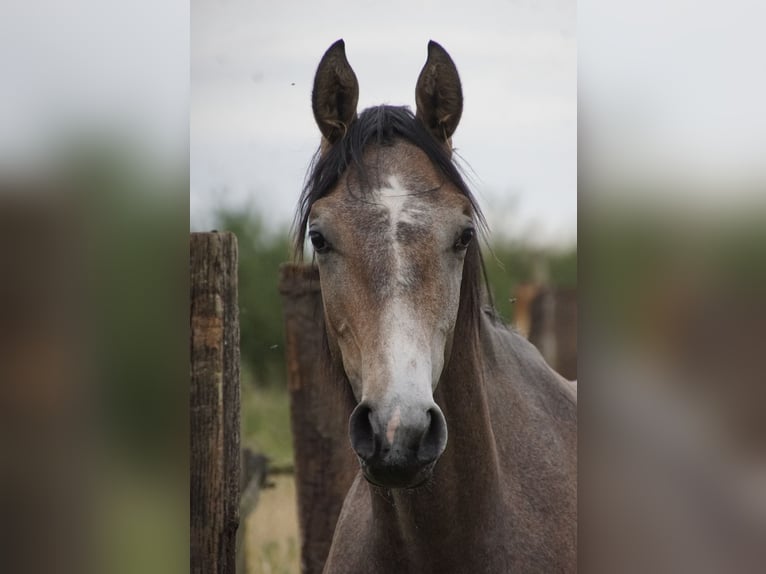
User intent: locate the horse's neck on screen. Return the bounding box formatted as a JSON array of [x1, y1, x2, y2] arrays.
[[370, 319, 506, 547], [358, 314, 577, 570], [433, 328, 504, 494], [368, 312, 577, 544]]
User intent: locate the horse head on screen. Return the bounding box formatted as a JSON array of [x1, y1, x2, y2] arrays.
[[299, 40, 482, 489]]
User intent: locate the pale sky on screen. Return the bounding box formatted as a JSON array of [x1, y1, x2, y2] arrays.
[[0, 1, 188, 172], [191, 0, 577, 247], [580, 0, 766, 201], [2, 1, 762, 235]]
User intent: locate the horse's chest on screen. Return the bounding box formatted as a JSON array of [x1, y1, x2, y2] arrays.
[[325, 506, 514, 574]]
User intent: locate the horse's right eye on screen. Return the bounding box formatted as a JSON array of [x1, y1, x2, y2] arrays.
[[309, 230, 331, 253], [454, 227, 475, 250]]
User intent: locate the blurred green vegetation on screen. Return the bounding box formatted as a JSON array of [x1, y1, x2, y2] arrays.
[[241, 385, 294, 466], [213, 207, 292, 388], [483, 242, 577, 322]]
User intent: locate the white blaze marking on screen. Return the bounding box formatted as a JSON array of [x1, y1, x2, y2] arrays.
[[370, 176, 444, 414], [374, 177, 441, 407], [374, 297, 436, 416], [378, 176, 411, 287], [378, 176, 420, 226]]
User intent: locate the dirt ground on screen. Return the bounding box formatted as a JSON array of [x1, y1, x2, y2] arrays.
[[243, 474, 300, 574]]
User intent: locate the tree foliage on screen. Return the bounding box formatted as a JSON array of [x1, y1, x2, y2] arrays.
[[213, 207, 291, 387]]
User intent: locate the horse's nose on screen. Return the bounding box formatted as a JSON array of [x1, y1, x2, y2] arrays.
[[349, 400, 447, 467]]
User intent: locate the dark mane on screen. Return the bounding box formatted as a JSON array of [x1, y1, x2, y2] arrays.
[[293, 104, 493, 332]]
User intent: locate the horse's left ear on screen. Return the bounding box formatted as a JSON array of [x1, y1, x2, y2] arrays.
[[312, 39, 359, 144], [416, 41, 463, 143]]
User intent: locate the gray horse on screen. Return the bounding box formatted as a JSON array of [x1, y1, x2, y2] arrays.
[[294, 40, 577, 573]]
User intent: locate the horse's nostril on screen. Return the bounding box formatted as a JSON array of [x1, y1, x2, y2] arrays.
[[350, 401, 447, 467], [418, 406, 448, 464], [349, 403, 375, 460]]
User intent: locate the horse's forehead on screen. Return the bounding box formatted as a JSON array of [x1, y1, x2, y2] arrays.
[[324, 143, 469, 228]]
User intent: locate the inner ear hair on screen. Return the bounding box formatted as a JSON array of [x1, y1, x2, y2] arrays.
[[312, 39, 359, 144], [416, 40, 463, 142]]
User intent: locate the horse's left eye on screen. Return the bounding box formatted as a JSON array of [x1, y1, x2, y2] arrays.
[[454, 227, 475, 250]]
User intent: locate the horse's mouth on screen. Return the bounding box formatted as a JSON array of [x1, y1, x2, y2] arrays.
[[359, 459, 436, 490]]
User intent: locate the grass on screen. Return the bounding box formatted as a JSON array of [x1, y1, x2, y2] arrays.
[[101, 464, 186, 574], [244, 475, 300, 574], [241, 384, 294, 467], [240, 385, 300, 573]]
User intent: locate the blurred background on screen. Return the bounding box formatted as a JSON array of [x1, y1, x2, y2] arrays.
[[1, 2, 189, 574], [191, 1, 576, 571], [580, 1, 766, 572], [2, 0, 764, 573]]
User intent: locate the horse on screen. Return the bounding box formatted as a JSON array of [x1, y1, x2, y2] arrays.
[[294, 39, 577, 573]]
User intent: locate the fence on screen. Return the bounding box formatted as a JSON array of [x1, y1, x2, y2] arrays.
[[190, 232, 241, 574]]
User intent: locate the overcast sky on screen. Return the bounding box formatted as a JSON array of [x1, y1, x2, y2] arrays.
[[580, 0, 766, 201], [3, 1, 762, 240], [191, 0, 577, 247]]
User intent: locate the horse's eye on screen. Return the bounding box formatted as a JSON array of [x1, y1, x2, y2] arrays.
[[454, 227, 475, 250], [309, 230, 331, 253]]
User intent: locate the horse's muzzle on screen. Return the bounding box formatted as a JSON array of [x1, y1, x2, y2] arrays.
[[349, 401, 447, 489]]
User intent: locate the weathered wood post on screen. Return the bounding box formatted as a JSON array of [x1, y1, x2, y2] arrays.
[[279, 264, 358, 574], [190, 232, 241, 574]]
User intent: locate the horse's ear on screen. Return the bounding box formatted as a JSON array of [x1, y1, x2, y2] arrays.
[[416, 41, 463, 142], [312, 39, 359, 144]]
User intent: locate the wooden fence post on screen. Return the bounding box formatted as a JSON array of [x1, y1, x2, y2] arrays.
[[190, 232, 241, 574], [279, 264, 358, 574]]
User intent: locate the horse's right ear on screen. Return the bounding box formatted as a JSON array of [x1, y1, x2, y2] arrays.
[[312, 39, 359, 144]]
